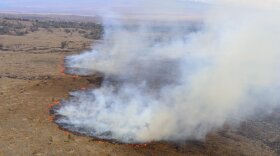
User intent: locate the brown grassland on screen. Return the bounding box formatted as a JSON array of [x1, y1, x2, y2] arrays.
[[0, 14, 279, 156]]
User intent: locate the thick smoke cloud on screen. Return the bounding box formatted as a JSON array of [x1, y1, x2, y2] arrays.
[[55, 1, 280, 143]]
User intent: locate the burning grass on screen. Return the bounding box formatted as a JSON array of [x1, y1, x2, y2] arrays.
[[48, 58, 151, 147]]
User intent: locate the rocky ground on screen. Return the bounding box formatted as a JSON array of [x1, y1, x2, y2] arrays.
[[0, 15, 279, 156]]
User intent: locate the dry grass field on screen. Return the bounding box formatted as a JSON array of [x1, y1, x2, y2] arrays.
[[0, 14, 279, 156]]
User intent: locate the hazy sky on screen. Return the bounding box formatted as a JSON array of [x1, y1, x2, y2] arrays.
[[1, 0, 279, 14], [0, 0, 107, 14], [0, 0, 207, 16]]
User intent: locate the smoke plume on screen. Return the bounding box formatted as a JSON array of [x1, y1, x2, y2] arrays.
[[55, 0, 280, 143]]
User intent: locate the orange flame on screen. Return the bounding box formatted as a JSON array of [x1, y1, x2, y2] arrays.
[[59, 56, 81, 79], [80, 86, 87, 90], [47, 99, 61, 122], [128, 144, 148, 148], [48, 57, 82, 123], [72, 75, 80, 79], [98, 141, 106, 144], [59, 58, 67, 76], [48, 99, 60, 109], [48, 115, 55, 122]]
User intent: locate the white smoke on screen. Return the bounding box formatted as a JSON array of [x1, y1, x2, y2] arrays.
[[55, 1, 280, 143]]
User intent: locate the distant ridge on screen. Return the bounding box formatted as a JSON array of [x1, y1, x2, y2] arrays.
[[0, 12, 101, 23]]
